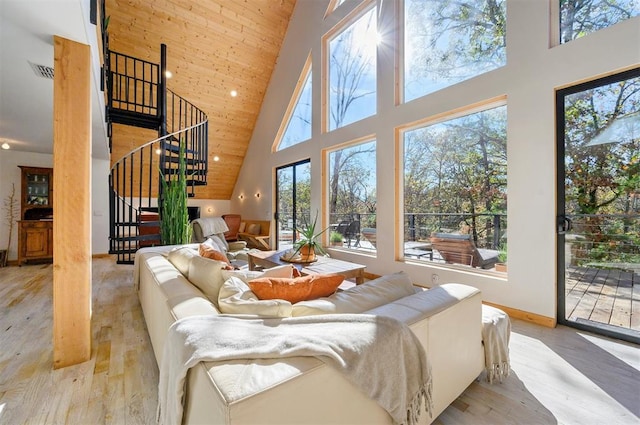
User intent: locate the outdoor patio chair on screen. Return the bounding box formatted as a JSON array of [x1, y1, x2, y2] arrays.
[[335, 220, 360, 247], [429, 232, 499, 269], [346, 220, 361, 247]]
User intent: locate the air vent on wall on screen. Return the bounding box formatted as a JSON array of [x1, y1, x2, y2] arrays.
[[29, 61, 54, 79]]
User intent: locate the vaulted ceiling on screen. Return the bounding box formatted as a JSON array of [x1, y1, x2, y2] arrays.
[[106, 0, 296, 199]]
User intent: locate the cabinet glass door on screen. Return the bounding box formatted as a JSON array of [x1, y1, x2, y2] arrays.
[[26, 172, 50, 206]]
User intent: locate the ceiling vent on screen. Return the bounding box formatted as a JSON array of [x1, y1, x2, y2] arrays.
[[29, 61, 54, 79]]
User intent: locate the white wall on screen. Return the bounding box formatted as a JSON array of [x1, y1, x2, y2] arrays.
[[232, 0, 640, 320], [91, 158, 110, 255]]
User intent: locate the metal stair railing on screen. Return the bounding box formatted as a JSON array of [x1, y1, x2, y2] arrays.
[[109, 119, 208, 264], [107, 43, 209, 264], [106, 49, 162, 132]]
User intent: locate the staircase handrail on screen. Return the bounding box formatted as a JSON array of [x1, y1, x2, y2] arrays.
[[109, 119, 208, 172]]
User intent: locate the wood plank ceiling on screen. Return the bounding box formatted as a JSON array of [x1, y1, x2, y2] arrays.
[[106, 0, 296, 199]]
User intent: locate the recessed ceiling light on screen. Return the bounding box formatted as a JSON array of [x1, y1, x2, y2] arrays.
[[230, 90, 238, 97], [213, 155, 220, 161], [1, 142, 9, 150]]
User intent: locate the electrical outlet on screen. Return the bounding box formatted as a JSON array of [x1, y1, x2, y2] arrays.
[[431, 274, 439, 285]]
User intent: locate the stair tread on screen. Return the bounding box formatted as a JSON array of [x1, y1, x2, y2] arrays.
[[108, 108, 160, 130]]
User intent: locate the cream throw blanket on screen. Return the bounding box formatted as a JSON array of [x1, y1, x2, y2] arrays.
[[158, 314, 432, 425], [482, 305, 511, 383], [192, 217, 228, 239]]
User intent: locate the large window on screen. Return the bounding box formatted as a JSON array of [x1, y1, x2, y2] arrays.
[[403, 0, 506, 102], [275, 55, 312, 151], [328, 139, 377, 251], [560, 0, 639, 44], [403, 105, 507, 269], [327, 5, 377, 130]]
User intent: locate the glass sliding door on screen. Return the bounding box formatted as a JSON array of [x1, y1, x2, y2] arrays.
[[556, 68, 640, 344], [275, 160, 311, 250]]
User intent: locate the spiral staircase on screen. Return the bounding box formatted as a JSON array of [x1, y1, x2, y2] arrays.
[[106, 44, 208, 264]]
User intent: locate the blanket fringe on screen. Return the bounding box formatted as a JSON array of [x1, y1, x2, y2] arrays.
[[487, 361, 510, 384], [406, 376, 433, 425]]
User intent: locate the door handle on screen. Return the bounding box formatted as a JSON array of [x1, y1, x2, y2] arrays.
[[557, 215, 572, 234]]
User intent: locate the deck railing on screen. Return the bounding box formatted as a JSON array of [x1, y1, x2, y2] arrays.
[[326, 212, 507, 250], [565, 213, 640, 268]]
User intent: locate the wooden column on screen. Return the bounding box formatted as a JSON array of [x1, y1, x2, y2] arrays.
[[52, 36, 92, 368]]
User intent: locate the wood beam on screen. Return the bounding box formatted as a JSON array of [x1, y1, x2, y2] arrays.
[[52, 36, 92, 369]]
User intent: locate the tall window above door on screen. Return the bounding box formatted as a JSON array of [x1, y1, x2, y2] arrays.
[[560, 0, 639, 44], [274, 54, 313, 151], [326, 3, 377, 131], [403, 0, 506, 102]]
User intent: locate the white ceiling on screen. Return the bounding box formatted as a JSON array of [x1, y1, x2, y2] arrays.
[[0, 0, 109, 160]]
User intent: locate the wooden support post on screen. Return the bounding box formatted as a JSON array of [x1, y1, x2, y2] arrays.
[[53, 36, 92, 369]]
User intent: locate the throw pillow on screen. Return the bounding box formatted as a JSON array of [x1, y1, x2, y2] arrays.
[[199, 243, 231, 266], [221, 264, 296, 285], [247, 223, 261, 235], [167, 246, 198, 277], [239, 222, 246, 232], [218, 276, 293, 317], [291, 271, 417, 317], [248, 274, 344, 304], [188, 255, 230, 306]]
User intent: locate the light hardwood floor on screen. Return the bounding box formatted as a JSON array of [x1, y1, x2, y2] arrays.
[[1, 257, 638, 424]]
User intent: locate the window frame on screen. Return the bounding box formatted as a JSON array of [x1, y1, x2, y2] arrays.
[[272, 52, 313, 152], [396, 96, 508, 271], [322, 134, 378, 253], [321, 0, 377, 133]]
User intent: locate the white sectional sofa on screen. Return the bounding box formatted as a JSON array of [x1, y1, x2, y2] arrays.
[[135, 244, 486, 425]]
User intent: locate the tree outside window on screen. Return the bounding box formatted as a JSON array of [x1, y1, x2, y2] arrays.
[[560, 0, 639, 44], [403, 105, 507, 259], [404, 0, 506, 102], [278, 67, 312, 150], [562, 71, 640, 265], [328, 140, 377, 250], [328, 6, 377, 130]]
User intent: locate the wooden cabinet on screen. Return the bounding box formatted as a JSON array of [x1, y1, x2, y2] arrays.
[[18, 166, 54, 265]]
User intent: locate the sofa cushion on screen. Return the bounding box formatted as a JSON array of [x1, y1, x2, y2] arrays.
[[248, 274, 344, 304], [199, 243, 231, 266], [188, 255, 230, 306], [166, 246, 198, 277], [247, 223, 261, 235], [218, 276, 293, 317], [291, 271, 417, 316], [364, 283, 481, 325]]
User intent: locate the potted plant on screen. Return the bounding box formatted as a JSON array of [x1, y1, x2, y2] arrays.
[[2, 183, 18, 267], [292, 212, 329, 262], [495, 244, 507, 273], [329, 231, 343, 247], [160, 139, 192, 245]]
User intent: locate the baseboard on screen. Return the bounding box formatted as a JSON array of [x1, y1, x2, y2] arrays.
[[92, 253, 111, 259], [483, 301, 556, 328]]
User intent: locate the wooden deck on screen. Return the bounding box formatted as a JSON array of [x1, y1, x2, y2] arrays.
[[565, 266, 640, 333]]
